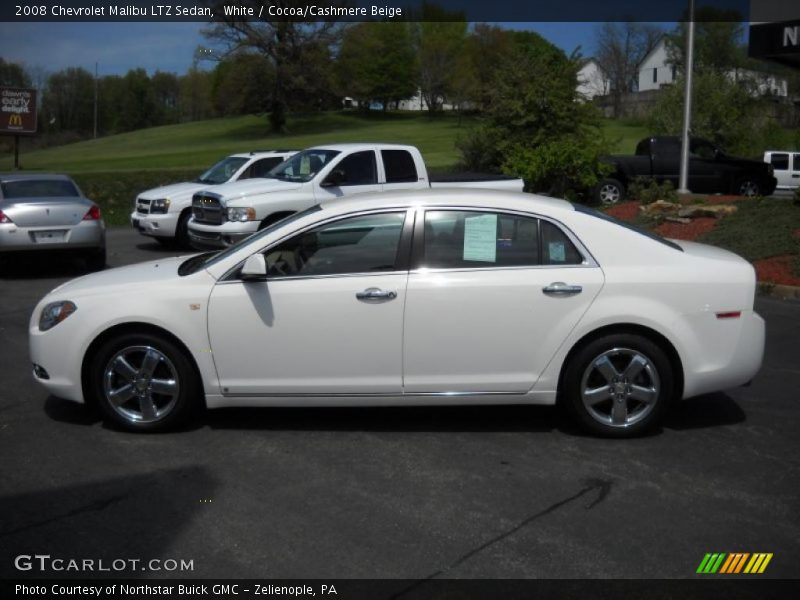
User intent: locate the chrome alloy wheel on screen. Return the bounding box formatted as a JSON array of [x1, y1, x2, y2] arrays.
[[738, 180, 760, 197], [103, 346, 180, 424], [598, 183, 621, 205], [580, 347, 660, 428]]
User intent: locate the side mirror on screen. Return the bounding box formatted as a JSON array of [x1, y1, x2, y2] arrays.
[[240, 254, 267, 281], [321, 169, 345, 188]]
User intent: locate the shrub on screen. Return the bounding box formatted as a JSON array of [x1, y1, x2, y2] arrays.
[[626, 177, 678, 205]]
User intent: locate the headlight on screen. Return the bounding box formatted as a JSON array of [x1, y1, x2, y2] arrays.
[[227, 207, 256, 222], [39, 301, 77, 332], [149, 198, 171, 214]]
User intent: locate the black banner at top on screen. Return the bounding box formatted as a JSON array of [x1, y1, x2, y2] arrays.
[[0, 0, 784, 23]]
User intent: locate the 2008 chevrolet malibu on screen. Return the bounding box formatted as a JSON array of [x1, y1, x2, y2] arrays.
[[29, 189, 764, 437]]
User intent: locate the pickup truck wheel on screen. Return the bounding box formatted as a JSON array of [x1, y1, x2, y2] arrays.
[[174, 211, 192, 249], [595, 179, 624, 205], [736, 179, 761, 197]]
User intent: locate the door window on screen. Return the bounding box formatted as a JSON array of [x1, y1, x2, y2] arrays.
[[792, 154, 800, 171], [245, 157, 284, 178], [327, 151, 378, 186], [541, 221, 584, 265], [770, 153, 789, 171], [261, 212, 406, 277]]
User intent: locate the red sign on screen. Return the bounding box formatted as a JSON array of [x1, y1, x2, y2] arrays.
[[1, 87, 37, 135]]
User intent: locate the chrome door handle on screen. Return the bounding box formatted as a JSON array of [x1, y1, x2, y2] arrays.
[[542, 282, 582, 296], [356, 287, 397, 301]]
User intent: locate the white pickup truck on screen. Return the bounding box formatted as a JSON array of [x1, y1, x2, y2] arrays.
[[188, 143, 524, 249], [131, 149, 296, 247]]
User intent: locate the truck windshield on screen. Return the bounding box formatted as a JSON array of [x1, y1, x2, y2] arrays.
[[266, 149, 340, 183], [197, 156, 249, 184]]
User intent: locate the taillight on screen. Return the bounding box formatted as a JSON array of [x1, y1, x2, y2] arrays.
[[0, 209, 13, 224], [83, 205, 101, 221]]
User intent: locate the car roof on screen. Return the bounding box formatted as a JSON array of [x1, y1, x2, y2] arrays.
[[317, 187, 574, 217], [308, 143, 415, 152], [229, 150, 297, 159], [0, 172, 73, 183]]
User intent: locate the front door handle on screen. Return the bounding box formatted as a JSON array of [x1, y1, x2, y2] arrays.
[[543, 282, 583, 296], [356, 287, 397, 302]]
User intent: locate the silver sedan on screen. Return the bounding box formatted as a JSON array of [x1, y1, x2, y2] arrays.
[[0, 173, 106, 270]]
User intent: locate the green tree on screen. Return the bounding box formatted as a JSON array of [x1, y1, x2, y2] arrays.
[[337, 21, 417, 110], [151, 71, 181, 125], [212, 53, 274, 116], [179, 67, 215, 122], [40, 67, 94, 133], [666, 8, 746, 75], [119, 68, 158, 131], [0, 58, 31, 87]]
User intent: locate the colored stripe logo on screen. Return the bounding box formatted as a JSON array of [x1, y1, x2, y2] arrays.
[[697, 553, 773, 574]]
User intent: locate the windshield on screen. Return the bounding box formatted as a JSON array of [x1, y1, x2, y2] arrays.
[[572, 203, 683, 252], [179, 205, 323, 276], [1, 179, 79, 199], [267, 149, 340, 183], [196, 156, 249, 184]]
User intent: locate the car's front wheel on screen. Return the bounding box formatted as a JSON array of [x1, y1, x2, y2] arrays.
[[563, 334, 674, 437], [89, 332, 200, 432]]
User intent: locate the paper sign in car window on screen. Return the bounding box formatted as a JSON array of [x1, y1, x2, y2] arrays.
[[463, 214, 497, 262], [549, 241, 566, 262]]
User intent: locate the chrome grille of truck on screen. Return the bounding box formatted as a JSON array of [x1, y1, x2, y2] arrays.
[[192, 194, 224, 225], [136, 198, 151, 215]]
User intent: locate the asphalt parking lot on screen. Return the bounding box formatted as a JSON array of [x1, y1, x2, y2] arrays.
[[0, 227, 799, 581]]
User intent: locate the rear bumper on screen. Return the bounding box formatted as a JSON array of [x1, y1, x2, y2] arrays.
[[188, 220, 259, 250], [130, 210, 179, 238], [0, 221, 105, 252], [763, 177, 778, 196]]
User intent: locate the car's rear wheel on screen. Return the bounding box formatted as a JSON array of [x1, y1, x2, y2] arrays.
[[594, 179, 625, 205], [563, 334, 673, 437], [736, 179, 761, 197], [90, 332, 200, 432]]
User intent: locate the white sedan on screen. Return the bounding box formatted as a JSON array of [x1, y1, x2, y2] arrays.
[[29, 189, 764, 437]]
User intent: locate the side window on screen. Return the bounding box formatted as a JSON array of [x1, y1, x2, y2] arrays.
[[541, 221, 583, 265], [382, 150, 418, 183], [247, 157, 283, 178], [423, 210, 540, 269], [690, 141, 716, 159], [770, 153, 789, 171], [262, 212, 406, 277], [330, 151, 378, 186], [793, 154, 800, 172]]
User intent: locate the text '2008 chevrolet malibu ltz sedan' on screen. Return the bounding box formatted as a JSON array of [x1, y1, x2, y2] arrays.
[[29, 189, 764, 437]]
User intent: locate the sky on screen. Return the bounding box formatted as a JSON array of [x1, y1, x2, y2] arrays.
[[0, 21, 611, 78]]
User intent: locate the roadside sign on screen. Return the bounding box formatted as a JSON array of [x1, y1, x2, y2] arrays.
[[1, 87, 37, 135]]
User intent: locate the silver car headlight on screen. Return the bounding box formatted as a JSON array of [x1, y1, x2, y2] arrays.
[[149, 198, 171, 214], [39, 301, 77, 331], [227, 207, 256, 222]]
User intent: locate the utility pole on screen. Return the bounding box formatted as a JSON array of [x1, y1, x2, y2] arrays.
[[93, 61, 98, 139], [677, 0, 695, 195]]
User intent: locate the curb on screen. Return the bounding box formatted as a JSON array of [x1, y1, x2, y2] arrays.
[[758, 283, 800, 300]]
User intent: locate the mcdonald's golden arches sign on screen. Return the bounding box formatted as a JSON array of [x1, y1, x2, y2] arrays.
[[1, 87, 37, 134]]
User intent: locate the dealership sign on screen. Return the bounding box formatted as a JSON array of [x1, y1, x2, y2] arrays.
[[749, 20, 800, 68], [1, 87, 37, 135]]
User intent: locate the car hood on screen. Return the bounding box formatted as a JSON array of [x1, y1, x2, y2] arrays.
[[138, 181, 208, 200], [210, 178, 304, 206], [47, 255, 199, 299]]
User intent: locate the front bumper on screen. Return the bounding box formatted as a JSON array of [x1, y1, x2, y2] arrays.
[[29, 307, 85, 403], [188, 220, 259, 250], [130, 210, 179, 238], [0, 220, 105, 253]]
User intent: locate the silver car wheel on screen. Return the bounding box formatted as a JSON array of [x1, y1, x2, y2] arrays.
[[580, 347, 660, 428], [738, 180, 760, 197], [599, 183, 621, 205], [103, 345, 180, 424]]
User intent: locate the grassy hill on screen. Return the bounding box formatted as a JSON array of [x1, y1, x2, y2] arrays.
[[0, 111, 648, 225]]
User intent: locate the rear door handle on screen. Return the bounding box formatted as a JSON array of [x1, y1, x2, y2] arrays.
[[543, 282, 582, 296], [356, 287, 397, 302]]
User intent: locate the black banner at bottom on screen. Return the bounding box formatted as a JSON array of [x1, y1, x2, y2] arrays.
[[4, 579, 800, 600]]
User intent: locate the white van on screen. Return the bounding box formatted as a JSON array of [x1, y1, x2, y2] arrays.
[[764, 151, 800, 190]]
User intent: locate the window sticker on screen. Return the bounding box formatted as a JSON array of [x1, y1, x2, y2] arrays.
[[463, 214, 497, 262], [549, 241, 566, 262]]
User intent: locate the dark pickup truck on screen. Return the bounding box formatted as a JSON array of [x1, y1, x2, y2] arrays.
[[595, 136, 777, 204]]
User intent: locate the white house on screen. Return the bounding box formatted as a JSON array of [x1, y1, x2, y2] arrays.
[[577, 59, 610, 100]]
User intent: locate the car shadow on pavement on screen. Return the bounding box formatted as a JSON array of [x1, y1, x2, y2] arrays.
[[0, 254, 92, 279], [44, 395, 102, 427], [664, 392, 746, 430], [0, 466, 216, 579]]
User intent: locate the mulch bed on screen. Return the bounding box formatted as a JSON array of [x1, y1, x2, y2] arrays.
[[754, 255, 800, 287], [605, 201, 639, 222], [654, 217, 717, 241]]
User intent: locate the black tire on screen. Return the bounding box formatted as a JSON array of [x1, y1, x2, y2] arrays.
[[594, 178, 625, 205], [85, 247, 106, 272], [562, 333, 674, 438], [735, 178, 761, 197], [174, 210, 192, 249], [89, 331, 201, 432]]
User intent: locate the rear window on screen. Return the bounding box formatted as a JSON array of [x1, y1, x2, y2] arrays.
[[1, 179, 79, 199], [382, 150, 418, 183], [769, 153, 789, 171], [572, 203, 683, 252]]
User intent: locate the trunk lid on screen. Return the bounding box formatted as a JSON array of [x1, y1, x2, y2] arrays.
[[2, 197, 94, 227]]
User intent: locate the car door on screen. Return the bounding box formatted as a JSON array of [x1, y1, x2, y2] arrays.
[[402, 209, 604, 393], [314, 149, 383, 201], [207, 210, 412, 396], [688, 140, 721, 193], [767, 153, 790, 189], [793, 154, 800, 189], [650, 138, 681, 187]]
